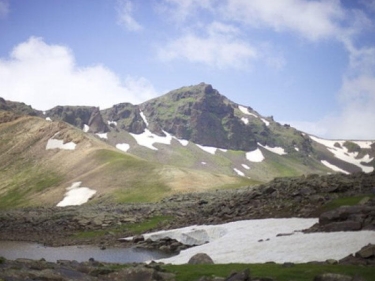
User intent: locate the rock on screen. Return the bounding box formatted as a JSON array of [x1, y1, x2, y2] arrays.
[[356, 244, 375, 259], [314, 273, 353, 281], [225, 268, 250, 281], [133, 235, 145, 243], [321, 221, 362, 232], [106, 265, 175, 281], [188, 253, 214, 264]]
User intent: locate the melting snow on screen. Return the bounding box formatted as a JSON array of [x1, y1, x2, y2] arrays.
[[310, 136, 374, 173], [261, 118, 270, 126], [83, 124, 89, 132], [196, 144, 217, 155], [238, 105, 258, 118], [116, 143, 130, 152], [233, 168, 245, 177], [56, 182, 96, 207], [242, 164, 250, 170], [321, 160, 350, 174], [107, 120, 117, 126], [46, 138, 76, 150], [96, 133, 108, 139], [125, 218, 375, 264], [219, 148, 228, 152], [130, 129, 172, 150], [175, 138, 189, 146], [241, 117, 249, 125], [140, 111, 149, 126], [45, 117, 52, 121], [259, 143, 287, 155], [246, 149, 265, 162], [352, 141, 374, 149]]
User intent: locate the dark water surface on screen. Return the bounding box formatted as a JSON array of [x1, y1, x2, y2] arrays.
[[0, 241, 174, 263]]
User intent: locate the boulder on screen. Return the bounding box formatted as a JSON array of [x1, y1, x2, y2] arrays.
[[356, 244, 375, 259], [188, 253, 214, 265], [313, 273, 352, 281], [225, 269, 251, 281]]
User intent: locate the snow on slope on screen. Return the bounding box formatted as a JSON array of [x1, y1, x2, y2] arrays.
[[196, 144, 217, 155], [96, 133, 108, 139], [233, 168, 245, 177], [321, 160, 349, 174], [310, 136, 374, 173], [238, 105, 258, 118], [130, 129, 173, 150], [258, 143, 287, 155], [122, 218, 375, 264], [46, 135, 76, 150], [116, 143, 130, 152], [246, 148, 264, 162], [57, 182, 96, 207]]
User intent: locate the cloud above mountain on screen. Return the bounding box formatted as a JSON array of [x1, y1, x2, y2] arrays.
[[0, 37, 158, 110]]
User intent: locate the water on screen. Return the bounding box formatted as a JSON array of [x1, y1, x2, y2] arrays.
[[0, 241, 175, 263]]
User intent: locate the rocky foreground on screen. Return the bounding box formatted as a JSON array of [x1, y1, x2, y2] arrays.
[[0, 172, 375, 280], [1, 172, 374, 247]]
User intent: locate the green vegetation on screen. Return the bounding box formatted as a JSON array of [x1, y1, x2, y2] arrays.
[[343, 141, 361, 153], [162, 263, 375, 281], [319, 195, 374, 213], [0, 167, 63, 209]]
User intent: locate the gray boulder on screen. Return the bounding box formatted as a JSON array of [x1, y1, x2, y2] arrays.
[[188, 253, 214, 264]]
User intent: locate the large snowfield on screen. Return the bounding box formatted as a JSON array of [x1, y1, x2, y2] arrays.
[[123, 218, 375, 264]]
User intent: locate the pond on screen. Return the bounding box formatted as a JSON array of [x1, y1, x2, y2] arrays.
[[0, 241, 175, 263]]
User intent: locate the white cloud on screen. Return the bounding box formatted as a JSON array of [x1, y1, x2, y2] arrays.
[[116, 0, 142, 31], [158, 22, 257, 69], [0, 0, 9, 19], [222, 0, 345, 41], [0, 37, 158, 110], [159, 0, 215, 22]]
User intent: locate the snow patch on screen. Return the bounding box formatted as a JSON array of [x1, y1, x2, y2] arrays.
[[238, 105, 258, 118], [116, 143, 130, 152], [175, 138, 189, 146], [246, 149, 264, 162], [242, 164, 250, 170], [130, 218, 375, 264], [57, 182, 96, 207], [196, 144, 217, 155], [130, 129, 172, 150], [107, 120, 117, 126], [294, 147, 299, 151], [219, 148, 228, 152], [321, 160, 350, 174], [233, 168, 245, 177], [259, 143, 287, 155], [352, 141, 374, 149], [261, 118, 270, 126], [140, 111, 149, 126], [45, 117, 52, 121], [46, 137, 76, 150], [83, 124, 89, 132], [201, 162, 207, 165], [241, 117, 249, 125], [96, 133, 108, 139], [310, 136, 374, 173]]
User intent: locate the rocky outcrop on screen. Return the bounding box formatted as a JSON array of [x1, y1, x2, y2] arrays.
[[101, 103, 146, 134], [87, 107, 108, 133], [188, 253, 214, 264], [339, 244, 375, 266]]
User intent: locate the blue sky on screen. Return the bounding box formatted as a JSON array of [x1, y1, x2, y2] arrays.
[[0, 0, 375, 139]]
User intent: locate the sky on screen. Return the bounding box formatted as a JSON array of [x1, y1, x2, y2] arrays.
[[0, 0, 375, 140]]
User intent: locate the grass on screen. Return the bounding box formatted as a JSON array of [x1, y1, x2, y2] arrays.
[[161, 263, 375, 281], [319, 195, 374, 213], [0, 167, 63, 209]]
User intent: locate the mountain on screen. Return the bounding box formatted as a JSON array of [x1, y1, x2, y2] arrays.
[[1, 83, 374, 208], [0, 107, 250, 209]]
